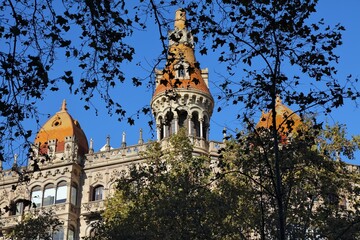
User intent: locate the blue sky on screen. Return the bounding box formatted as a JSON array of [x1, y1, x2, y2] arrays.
[[6, 0, 360, 168]]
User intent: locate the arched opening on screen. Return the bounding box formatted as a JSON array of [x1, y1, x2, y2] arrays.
[[174, 61, 190, 79], [203, 115, 209, 140], [164, 111, 175, 137], [89, 228, 98, 238], [191, 112, 200, 137], [43, 184, 55, 206], [178, 110, 188, 129], [158, 116, 164, 140], [55, 181, 67, 204], [92, 185, 104, 201], [31, 186, 42, 208]]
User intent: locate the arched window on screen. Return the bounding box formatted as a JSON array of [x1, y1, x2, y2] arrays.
[[89, 228, 98, 237], [43, 184, 55, 206], [31, 186, 42, 207], [202, 115, 209, 140], [178, 110, 188, 129], [174, 61, 190, 79], [55, 181, 67, 204], [191, 112, 200, 137], [71, 184, 78, 206], [165, 111, 175, 137], [92, 185, 104, 201], [178, 65, 185, 78], [158, 116, 164, 140]]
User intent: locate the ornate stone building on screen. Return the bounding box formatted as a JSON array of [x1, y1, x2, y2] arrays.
[[0, 9, 223, 239], [1, 8, 357, 240]]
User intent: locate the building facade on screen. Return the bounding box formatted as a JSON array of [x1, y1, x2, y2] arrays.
[[0, 9, 223, 239], [1, 8, 358, 240]]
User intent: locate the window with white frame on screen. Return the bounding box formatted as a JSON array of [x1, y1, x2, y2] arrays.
[[43, 184, 55, 206], [174, 61, 189, 79], [55, 181, 67, 204], [31, 186, 42, 207]]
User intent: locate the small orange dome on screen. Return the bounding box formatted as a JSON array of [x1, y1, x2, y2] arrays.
[[34, 100, 89, 155], [256, 96, 302, 134]]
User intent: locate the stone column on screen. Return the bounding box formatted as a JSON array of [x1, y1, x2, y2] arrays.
[[156, 124, 161, 140], [199, 118, 204, 139], [174, 116, 179, 134], [163, 124, 167, 138], [188, 116, 192, 136]]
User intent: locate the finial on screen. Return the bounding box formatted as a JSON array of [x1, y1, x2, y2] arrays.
[[174, 8, 186, 30], [121, 132, 126, 148], [138, 129, 144, 145], [14, 154, 18, 165], [61, 99, 67, 112], [105, 135, 111, 151], [223, 127, 227, 142], [11, 154, 19, 170], [276, 95, 282, 105], [89, 138, 94, 154]]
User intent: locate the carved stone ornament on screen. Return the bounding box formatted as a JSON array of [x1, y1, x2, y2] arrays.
[[110, 169, 121, 182], [0, 189, 8, 200], [16, 185, 25, 196], [94, 172, 103, 182]]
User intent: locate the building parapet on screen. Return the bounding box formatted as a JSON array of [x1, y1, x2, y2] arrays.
[[86, 138, 224, 167]]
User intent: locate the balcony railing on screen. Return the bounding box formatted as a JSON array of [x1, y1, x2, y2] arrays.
[[81, 200, 105, 215]]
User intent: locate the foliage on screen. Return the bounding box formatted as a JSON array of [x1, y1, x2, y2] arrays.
[[85, 129, 235, 240], [177, 1, 360, 238], [1, 0, 358, 163], [5, 210, 63, 240], [0, 0, 153, 163], [1, 1, 360, 238], [185, 0, 359, 114], [218, 120, 360, 239], [87, 125, 360, 240]]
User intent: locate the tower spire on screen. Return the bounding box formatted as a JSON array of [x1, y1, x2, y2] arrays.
[[60, 99, 67, 112], [151, 10, 214, 143], [174, 8, 186, 30]]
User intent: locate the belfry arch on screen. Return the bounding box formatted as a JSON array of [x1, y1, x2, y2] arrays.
[[155, 107, 211, 142]]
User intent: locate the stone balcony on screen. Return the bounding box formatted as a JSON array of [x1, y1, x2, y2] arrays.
[[0, 203, 74, 231], [81, 200, 105, 215], [0, 215, 23, 230]]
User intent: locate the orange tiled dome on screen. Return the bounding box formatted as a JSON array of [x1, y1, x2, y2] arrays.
[[257, 96, 302, 134], [34, 100, 89, 155]]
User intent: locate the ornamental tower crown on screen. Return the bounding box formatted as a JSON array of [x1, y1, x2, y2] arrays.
[[151, 9, 214, 142]]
